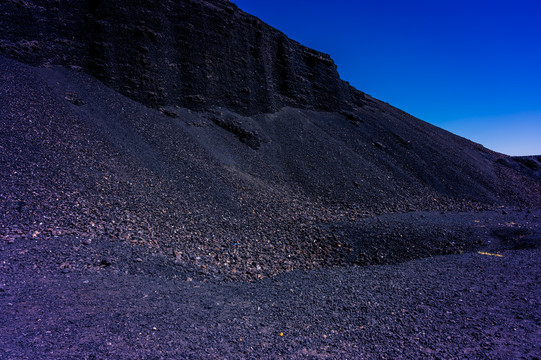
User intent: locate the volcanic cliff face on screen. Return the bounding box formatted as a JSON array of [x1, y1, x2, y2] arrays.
[[0, 0, 364, 115], [1, 0, 540, 281]]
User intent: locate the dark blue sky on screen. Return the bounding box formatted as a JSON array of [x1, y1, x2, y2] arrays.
[[232, 0, 541, 156]]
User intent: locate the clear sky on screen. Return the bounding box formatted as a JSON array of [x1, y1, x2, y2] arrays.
[[232, 0, 541, 156]]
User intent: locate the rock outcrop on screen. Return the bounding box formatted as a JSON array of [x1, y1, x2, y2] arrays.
[[0, 0, 365, 115]]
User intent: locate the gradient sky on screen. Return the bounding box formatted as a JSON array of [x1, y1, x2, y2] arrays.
[[232, 0, 541, 156]]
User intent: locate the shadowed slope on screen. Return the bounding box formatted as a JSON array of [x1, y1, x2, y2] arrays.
[[1, 2, 541, 357], [1, 0, 541, 281], [1, 56, 540, 280]]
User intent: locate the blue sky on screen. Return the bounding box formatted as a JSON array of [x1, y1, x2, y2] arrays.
[[232, 0, 541, 156]]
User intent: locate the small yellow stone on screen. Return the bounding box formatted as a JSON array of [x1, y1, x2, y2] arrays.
[[477, 251, 503, 257]]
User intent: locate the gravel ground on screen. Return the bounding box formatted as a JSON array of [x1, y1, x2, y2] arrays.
[[1, 54, 541, 359], [1, 209, 540, 359], [1, 240, 540, 359]]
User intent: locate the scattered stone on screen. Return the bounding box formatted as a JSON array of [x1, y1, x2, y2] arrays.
[[159, 108, 178, 118], [0, 0, 540, 357], [64, 92, 85, 106], [99, 258, 112, 267], [373, 142, 386, 150]]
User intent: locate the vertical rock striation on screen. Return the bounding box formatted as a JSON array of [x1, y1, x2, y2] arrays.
[[0, 0, 365, 114]]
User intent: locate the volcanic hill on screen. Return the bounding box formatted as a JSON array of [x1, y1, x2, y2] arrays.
[[1, 0, 540, 281], [2, 1, 541, 358]]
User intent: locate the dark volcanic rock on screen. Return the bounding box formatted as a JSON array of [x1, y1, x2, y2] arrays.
[[1, 0, 540, 283], [1, 51, 541, 281], [497, 156, 541, 182], [0, 0, 364, 115], [2, 2, 541, 358]]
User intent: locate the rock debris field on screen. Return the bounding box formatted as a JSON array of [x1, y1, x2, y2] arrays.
[[1, 0, 541, 357], [1, 53, 541, 360]]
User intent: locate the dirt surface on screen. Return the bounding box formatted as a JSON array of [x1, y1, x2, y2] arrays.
[[1, 208, 541, 358], [1, 236, 540, 359]]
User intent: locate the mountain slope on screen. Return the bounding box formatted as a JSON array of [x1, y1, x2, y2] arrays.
[[2, 55, 540, 280], [1, 0, 540, 280]]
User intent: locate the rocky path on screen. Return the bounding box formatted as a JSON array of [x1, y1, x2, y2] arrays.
[[2, 241, 540, 359]]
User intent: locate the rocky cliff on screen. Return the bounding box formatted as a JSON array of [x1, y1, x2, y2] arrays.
[[0, 0, 364, 115]]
